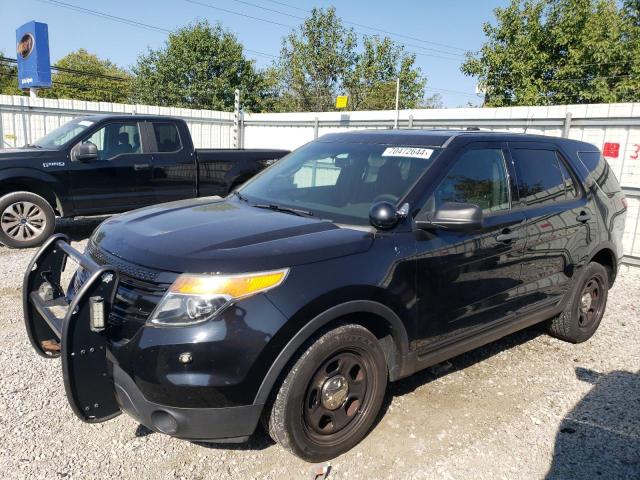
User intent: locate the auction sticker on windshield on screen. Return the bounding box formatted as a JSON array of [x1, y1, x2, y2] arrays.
[[382, 147, 434, 159]]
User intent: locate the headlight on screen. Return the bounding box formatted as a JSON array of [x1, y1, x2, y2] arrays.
[[148, 269, 289, 326]]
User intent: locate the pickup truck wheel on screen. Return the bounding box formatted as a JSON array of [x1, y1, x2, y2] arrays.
[[547, 262, 609, 343], [0, 191, 55, 248], [266, 324, 387, 462]]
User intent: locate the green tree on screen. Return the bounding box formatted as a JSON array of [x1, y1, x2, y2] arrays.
[[462, 0, 640, 106], [0, 55, 22, 95], [344, 36, 428, 110], [273, 8, 429, 112], [131, 20, 267, 111], [41, 49, 131, 103]]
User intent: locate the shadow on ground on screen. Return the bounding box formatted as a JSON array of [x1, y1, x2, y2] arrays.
[[545, 368, 640, 479]]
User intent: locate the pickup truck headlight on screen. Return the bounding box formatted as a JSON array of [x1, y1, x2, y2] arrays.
[[148, 269, 289, 326]]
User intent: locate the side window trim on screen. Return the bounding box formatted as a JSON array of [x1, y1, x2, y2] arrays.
[[426, 142, 513, 217], [78, 121, 142, 161], [151, 121, 184, 154]]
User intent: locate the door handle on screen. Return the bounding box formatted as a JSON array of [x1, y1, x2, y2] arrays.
[[576, 211, 591, 223], [496, 228, 519, 243], [134, 163, 150, 171]]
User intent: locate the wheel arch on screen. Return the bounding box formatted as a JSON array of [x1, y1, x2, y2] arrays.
[[0, 170, 67, 216], [253, 300, 410, 406], [588, 244, 618, 287]]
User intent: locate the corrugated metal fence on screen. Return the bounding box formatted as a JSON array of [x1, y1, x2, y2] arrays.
[[1, 95, 639, 262]]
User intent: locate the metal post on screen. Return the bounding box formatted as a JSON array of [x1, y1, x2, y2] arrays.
[[394, 77, 400, 129], [562, 112, 572, 138], [313, 117, 319, 139], [233, 89, 240, 149], [239, 109, 245, 148], [29, 88, 38, 99], [408, 115, 414, 129]]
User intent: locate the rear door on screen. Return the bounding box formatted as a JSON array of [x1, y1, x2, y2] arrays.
[[415, 142, 527, 348], [509, 142, 593, 313], [69, 121, 155, 214], [145, 121, 196, 203]]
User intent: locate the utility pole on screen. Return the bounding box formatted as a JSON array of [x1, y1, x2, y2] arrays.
[[394, 77, 400, 129]]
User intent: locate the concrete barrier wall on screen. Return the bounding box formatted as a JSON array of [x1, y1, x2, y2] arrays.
[[1, 95, 638, 261]]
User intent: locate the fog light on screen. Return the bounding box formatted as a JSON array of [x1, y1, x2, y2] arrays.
[[89, 296, 105, 332], [150, 410, 178, 435]]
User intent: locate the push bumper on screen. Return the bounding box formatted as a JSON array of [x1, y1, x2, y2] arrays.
[[23, 234, 263, 441]]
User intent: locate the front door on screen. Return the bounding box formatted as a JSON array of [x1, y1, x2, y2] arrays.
[[69, 121, 154, 214], [415, 142, 527, 350]]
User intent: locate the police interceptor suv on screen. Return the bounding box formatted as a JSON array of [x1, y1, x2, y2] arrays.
[[24, 130, 626, 461]]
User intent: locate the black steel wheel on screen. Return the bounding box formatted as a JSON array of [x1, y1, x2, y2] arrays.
[[266, 324, 387, 462], [548, 262, 609, 343]]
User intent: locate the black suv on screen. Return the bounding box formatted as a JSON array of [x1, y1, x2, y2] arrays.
[[24, 130, 626, 461]]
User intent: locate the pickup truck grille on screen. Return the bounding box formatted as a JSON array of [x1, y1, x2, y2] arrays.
[[75, 243, 169, 341]]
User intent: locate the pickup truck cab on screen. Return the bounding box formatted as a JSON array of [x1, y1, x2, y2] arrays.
[[0, 115, 288, 248], [23, 129, 626, 461]]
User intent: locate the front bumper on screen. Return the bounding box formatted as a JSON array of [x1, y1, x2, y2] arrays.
[[23, 234, 264, 441]]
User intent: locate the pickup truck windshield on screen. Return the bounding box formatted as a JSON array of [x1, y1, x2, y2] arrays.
[[33, 118, 95, 149], [240, 142, 440, 225]]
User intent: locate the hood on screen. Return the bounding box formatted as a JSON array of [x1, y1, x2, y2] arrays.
[[0, 148, 58, 161], [92, 197, 374, 274]]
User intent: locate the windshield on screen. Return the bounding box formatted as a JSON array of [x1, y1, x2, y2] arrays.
[[239, 141, 440, 225], [33, 118, 96, 149]]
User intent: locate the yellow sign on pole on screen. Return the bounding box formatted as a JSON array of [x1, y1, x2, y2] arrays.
[[335, 95, 348, 109]]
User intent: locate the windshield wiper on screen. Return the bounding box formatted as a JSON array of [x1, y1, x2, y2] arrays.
[[252, 203, 314, 217], [24, 143, 42, 149], [233, 190, 248, 202]]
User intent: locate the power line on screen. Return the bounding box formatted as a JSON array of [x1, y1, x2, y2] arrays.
[[185, 0, 465, 61], [0, 56, 129, 82], [219, 0, 466, 58], [37, 0, 277, 59], [261, 0, 468, 53]]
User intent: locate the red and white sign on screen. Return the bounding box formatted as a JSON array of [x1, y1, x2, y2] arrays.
[[603, 142, 620, 158]]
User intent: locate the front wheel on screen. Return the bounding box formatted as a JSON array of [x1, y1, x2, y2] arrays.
[[0, 191, 56, 248], [266, 324, 388, 462]]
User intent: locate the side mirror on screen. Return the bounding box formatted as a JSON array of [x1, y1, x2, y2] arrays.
[[369, 201, 401, 230], [74, 142, 98, 162], [415, 202, 483, 232]]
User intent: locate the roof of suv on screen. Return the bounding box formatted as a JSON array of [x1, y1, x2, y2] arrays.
[[317, 129, 597, 150]]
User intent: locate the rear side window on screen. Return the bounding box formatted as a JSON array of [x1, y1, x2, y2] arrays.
[[153, 123, 182, 153], [435, 148, 510, 213], [577, 151, 621, 196], [512, 149, 568, 206]]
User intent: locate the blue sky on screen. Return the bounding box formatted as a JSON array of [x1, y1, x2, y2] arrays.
[[1, 0, 510, 107]]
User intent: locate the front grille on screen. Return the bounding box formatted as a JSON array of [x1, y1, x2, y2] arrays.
[[80, 242, 169, 341]]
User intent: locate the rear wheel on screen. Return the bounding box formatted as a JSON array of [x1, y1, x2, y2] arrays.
[[548, 262, 609, 343], [266, 324, 387, 462], [0, 191, 55, 248]]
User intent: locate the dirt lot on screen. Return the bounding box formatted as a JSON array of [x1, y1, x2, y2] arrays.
[[1, 217, 639, 480]]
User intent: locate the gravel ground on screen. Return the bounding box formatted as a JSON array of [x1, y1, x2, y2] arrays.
[[1, 217, 639, 480]]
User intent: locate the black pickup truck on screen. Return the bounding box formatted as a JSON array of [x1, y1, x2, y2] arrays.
[[0, 115, 288, 248]]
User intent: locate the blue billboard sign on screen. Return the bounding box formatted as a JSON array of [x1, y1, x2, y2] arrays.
[[16, 21, 52, 89]]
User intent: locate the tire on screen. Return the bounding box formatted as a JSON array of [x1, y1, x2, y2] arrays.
[[548, 262, 609, 343], [0, 191, 56, 248], [266, 324, 388, 462]]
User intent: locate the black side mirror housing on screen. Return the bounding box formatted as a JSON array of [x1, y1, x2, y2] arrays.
[[369, 201, 400, 230], [74, 142, 98, 162], [415, 202, 483, 232]]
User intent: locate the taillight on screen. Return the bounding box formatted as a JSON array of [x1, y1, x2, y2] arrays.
[[621, 197, 628, 209]]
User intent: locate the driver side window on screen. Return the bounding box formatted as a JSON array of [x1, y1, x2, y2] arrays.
[[434, 148, 510, 213], [82, 122, 141, 161]]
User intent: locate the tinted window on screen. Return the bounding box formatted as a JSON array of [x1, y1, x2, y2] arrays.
[[512, 149, 567, 206], [556, 153, 578, 199], [153, 123, 182, 152], [83, 122, 140, 161], [240, 142, 439, 225], [578, 151, 621, 196], [434, 148, 509, 212]]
